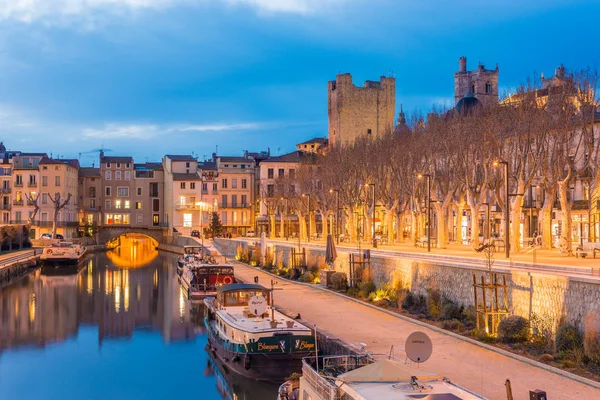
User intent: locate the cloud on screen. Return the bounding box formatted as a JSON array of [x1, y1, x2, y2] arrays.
[[82, 123, 160, 139], [0, 0, 352, 24], [179, 122, 262, 132]]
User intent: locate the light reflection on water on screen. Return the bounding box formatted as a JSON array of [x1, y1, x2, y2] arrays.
[[0, 241, 277, 400]]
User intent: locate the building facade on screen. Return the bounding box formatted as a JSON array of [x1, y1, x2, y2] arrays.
[[328, 73, 395, 148], [163, 155, 202, 236], [99, 154, 134, 227], [454, 56, 499, 106], [216, 156, 255, 236]]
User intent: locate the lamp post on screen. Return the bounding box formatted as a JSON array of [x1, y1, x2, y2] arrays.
[[494, 161, 510, 258], [417, 174, 432, 252], [365, 183, 376, 248], [302, 193, 311, 242], [330, 189, 340, 244]]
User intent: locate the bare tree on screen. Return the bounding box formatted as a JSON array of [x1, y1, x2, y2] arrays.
[[48, 192, 72, 238], [24, 191, 41, 223]]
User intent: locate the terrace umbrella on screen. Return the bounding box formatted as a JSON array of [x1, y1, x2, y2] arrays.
[[325, 233, 337, 268]]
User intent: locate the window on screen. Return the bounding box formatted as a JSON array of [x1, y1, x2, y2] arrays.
[[278, 169, 284, 178], [90, 199, 96, 209], [105, 187, 111, 196], [221, 194, 227, 208], [136, 202, 142, 209], [242, 179, 247, 189], [15, 211, 21, 223], [232, 179, 237, 189], [123, 214, 130, 224], [41, 193, 48, 205], [186, 162, 190, 168], [105, 214, 114, 224], [117, 187, 129, 197], [55, 176, 60, 186], [213, 183, 218, 192], [190, 182, 196, 190], [116, 163, 121, 168], [183, 213, 192, 227], [222, 179, 228, 189], [180, 182, 186, 189], [289, 169, 295, 179], [241, 195, 247, 207], [152, 198, 160, 212], [89, 187, 96, 198], [115, 200, 121, 209], [267, 184, 274, 197], [367, 129, 372, 135], [268, 168, 274, 179], [15, 175, 22, 186], [486, 82, 492, 94], [150, 183, 159, 197], [115, 171, 121, 180], [202, 183, 207, 192], [125, 171, 131, 181], [114, 214, 122, 224], [106, 163, 111, 168], [126, 163, 130, 168], [137, 187, 142, 196], [105, 199, 111, 210], [242, 211, 247, 225], [232, 211, 237, 224], [105, 171, 111, 180], [232, 195, 237, 207], [136, 213, 143, 224], [241, 164, 246, 169], [221, 211, 227, 225], [125, 200, 130, 209], [153, 214, 159, 226], [42, 176, 48, 186]]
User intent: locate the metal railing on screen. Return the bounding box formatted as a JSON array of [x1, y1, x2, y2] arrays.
[[13, 200, 23, 206], [0, 249, 42, 269], [14, 182, 23, 187], [301, 360, 340, 400]]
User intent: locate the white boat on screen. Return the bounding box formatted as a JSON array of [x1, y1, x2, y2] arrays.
[[40, 242, 87, 265], [296, 355, 486, 400], [177, 245, 211, 275]]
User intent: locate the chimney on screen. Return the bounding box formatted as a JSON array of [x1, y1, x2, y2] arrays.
[[459, 56, 467, 73]]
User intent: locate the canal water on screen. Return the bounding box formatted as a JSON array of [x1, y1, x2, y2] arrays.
[[0, 238, 278, 400]]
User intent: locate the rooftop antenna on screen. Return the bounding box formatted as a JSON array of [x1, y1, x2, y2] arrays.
[[277, 147, 281, 156], [215, 145, 218, 156]]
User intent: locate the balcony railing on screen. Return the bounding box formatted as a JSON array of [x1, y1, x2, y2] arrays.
[[221, 204, 250, 209], [176, 204, 199, 211], [13, 200, 23, 206], [0, 204, 11, 211], [14, 182, 23, 187], [29, 221, 80, 227], [0, 188, 10, 194], [28, 181, 37, 187]]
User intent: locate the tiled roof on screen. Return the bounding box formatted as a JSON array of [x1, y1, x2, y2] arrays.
[[60, 159, 80, 168], [135, 162, 163, 171], [100, 156, 133, 163], [172, 172, 201, 181], [260, 151, 302, 163], [218, 156, 251, 163], [166, 155, 196, 161], [79, 167, 100, 177], [297, 137, 328, 146], [199, 161, 218, 170]]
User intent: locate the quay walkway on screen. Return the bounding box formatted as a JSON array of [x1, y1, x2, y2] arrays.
[[0, 249, 41, 282], [229, 259, 599, 400]]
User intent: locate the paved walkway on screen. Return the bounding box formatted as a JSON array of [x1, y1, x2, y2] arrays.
[[229, 260, 599, 400], [239, 237, 600, 279]]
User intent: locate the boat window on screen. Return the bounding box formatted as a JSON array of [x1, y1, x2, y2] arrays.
[[224, 290, 270, 306]]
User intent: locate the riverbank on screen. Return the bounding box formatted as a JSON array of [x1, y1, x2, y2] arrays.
[[215, 241, 600, 400]]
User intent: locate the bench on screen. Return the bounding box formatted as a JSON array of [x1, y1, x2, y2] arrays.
[[575, 246, 588, 259]]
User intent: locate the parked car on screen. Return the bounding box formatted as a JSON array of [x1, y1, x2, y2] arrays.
[[40, 233, 64, 240], [191, 230, 200, 237], [246, 230, 256, 237]]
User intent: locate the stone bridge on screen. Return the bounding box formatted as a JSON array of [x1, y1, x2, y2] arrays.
[[97, 226, 168, 244]]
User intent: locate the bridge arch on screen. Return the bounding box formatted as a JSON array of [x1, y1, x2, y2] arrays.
[[98, 226, 166, 245]]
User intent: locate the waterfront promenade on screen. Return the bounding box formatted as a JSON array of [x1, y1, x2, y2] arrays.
[[230, 259, 599, 400]]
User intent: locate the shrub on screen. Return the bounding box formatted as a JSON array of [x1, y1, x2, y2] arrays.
[[347, 287, 359, 297], [330, 272, 348, 291], [556, 324, 583, 353], [583, 313, 600, 363], [441, 319, 463, 331], [474, 330, 497, 343], [299, 272, 315, 283], [461, 306, 476, 328], [374, 298, 391, 308], [426, 288, 442, 320], [498, 316, 531, 343], [358, 281, 376, 299], [440, 302, 462, 321], [401, 292, 416, 310], [368, 292, 378, 302], [539, 354, 554, 363]]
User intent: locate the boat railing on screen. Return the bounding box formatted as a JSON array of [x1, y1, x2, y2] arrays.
[[301, 359, 340, 400]]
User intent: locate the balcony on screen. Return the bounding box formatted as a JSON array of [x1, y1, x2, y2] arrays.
[[0, 204, 10, 211], [221, 204, 250, 209], [28, 181, 37, 187], [150, 192, 159, 197], [30, 220, 80, 227], [14, 182, 23, 187], [176, 204, 199, 211], [13, 200, 23, 206], [0, 188, 10, 194]]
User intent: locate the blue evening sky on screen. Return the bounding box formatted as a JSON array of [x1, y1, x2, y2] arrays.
[[0, 0, 598, 166]]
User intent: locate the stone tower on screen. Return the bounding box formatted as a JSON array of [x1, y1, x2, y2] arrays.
[[328, 73, 396, 148], [454, 56, 499, 106]]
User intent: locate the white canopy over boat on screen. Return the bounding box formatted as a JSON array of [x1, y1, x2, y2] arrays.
[[336, 359, 442, 384]]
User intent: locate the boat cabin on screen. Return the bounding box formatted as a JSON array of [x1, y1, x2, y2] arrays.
[[216, 283, 271, 311], [191, 265, 235, 286], [183, 245, 203, 255]]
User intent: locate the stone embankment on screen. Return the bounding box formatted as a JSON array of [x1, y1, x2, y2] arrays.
[[215, 238, 600, 334]]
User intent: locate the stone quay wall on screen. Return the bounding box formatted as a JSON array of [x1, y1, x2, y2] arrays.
[[214, 239, 600, 334]]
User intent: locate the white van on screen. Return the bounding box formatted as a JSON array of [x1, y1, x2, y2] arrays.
[[246, 230, 256, 237]]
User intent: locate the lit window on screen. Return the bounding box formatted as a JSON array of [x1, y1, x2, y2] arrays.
[[136, 202, 142, 209], [115, 200, 122, 209], [123, 214, 130, 224], [105, 214, 114, 224], [183, 213, 192, 227], [125, 200, 130, 209]]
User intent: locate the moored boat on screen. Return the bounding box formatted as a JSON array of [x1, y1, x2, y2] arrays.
[[40, 242, 87, 265], [204, 283, 316, 383], [179, 262, 236, 300], [177, 245, 204, 275]]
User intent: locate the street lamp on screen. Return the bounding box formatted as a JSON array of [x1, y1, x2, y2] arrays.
[[365, 183, 376, 248], [195, 201, 208, 248], [302, 193, 311, 242], [417, 173, 432, 252], [330, 189, 340, 244]]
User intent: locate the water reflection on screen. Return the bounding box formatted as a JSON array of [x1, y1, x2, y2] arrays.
[[0, 245, 277, 400], [106, 233, 159, 269]]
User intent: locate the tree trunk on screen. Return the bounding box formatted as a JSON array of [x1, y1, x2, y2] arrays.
[[347, 206, 356, 241], [52, 208, 59, 238], [540, 188, 556, 249], [434, 205, 448, 249], [510, 180, 526, 254], [558, 180, 572, 254], [279, 211, 284, 238], [269, 214, 275, 239], [396, 211, 403, 243], [456, 202, 464, 244], [322, 212, 329, 238]]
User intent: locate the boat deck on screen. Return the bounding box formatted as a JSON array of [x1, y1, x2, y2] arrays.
[[217, 307, 311, 334]]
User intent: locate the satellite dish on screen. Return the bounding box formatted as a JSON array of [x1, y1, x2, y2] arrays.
[[249, 295, 267, 317], [405, 331, 433, 363]]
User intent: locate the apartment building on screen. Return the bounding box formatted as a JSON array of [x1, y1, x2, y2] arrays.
[[36, 157, 80, 238], [78, 167, 101, 234], [198, 159, 219, 230], [11, 154, 43, 226], [0, 143, 16, 224], [99, 153, 134, 227], [163, 155, 202, 235], [132, 162, 165, 228], [216, 156, 255, 236]]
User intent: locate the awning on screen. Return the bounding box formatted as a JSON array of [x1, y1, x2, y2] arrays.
[[336, 359, 442, 384]]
